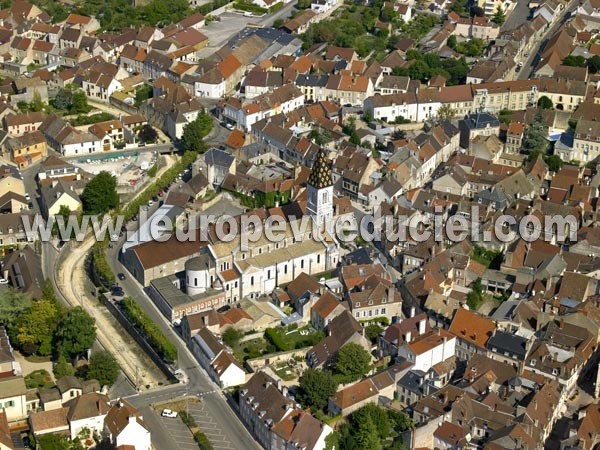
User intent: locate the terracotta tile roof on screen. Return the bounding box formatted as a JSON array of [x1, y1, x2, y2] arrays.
[[225, 129, 245, 149], [330, 378, 378, 409], [30, 407, 69, 432], [448, 308, 496, 349], [105, 399, 148, 436], [66, 13, 92, 25], [311, 292, 343, 319]]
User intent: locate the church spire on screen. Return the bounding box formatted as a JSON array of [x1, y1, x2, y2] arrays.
[[308, 149, 332, 189]]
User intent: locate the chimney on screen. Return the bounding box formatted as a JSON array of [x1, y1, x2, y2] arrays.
[[419, 318, 426, 335], [405, 331, 412, 343], [128, 415, 137, 424], [410, 306, 416, 318]]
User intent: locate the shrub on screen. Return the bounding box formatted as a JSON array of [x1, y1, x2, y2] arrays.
[[194, 432, 214, 450], [264, 328, 288, 352]]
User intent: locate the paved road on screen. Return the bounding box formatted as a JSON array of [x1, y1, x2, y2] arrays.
[[105, 242, 261, 450], [502, 0, 532, 32], [518, 0, 578, 80]]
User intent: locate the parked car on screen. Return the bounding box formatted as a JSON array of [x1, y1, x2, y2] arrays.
[[118, 273, 126, 281], [0, 278, 8, 285], [161, 409, 178, 418], [24, 193, 30, 201]]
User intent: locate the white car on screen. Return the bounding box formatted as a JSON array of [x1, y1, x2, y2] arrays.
[[225, 123, 234, 130], [110, 234, 119, 241], [0, 278, 8, 285], [24, 193, 31, 201], [161, 409, 178, 418]]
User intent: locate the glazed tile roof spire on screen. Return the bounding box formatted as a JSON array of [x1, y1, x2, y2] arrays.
[[308, 148, 332, 189]]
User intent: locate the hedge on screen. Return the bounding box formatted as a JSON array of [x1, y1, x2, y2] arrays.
[[234, 2, 268, 14], [92, 241, 114, 287], [147, 162, 158, 177], [264, 328, 288, 352], [123, 150, 198, 221], [121, 297, 178, 362], [269, 1, 283, 12], [194, 432, 214, 450]]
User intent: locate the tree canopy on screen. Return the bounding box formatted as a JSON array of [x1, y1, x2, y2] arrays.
[[336, 403, 413, 450], [181, 110, 213, 152], [11, 298, 61, 356], [0, 288, 32, 327], [393, 50, 469, 85], [87, 350, 120, 386], [138, 124, 158, 143], [334, 343, 371, 382], [55, 307, 97, 358], [82, 171, 119, 215], [296, 368, 338, 411], [537, 95, 553, 110]]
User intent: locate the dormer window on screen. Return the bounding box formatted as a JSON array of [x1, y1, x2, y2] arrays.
[[530, 359, 536, 367], [355, 302, 360, 308]]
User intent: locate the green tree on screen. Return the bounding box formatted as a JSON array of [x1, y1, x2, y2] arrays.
[[296, 368, 338, 411], [12, 298, 61, 355], [222, 327, 241, 347], [334, 343, 371, 382], [87, 350, 120, 386], [55, 307, 96, 358], [381, 6, 398, 22], [17, 101, 29, 113], [365, 324, 383, 342], [544, 154, 563, 172], [30, 92, 44, 112], [54, 354, 75, 379], [437, 104, 456, 120], [70, 90, 90, 114], [447, 34, 457, 49], [138, 124, 158, 143], [537, 95, 553, 109], [51, 87, 71, 111], [82, 171, 119, 215], [135, 83, 153, 107], [181, 113, 212, 152], [273, 18, 284, 28], [0, 288, 32, 327], [467, 278, 484, 310], [587, 55, 600, 74], [563, 55, 587, 67], [41, 278, 58, 304], [353, 416, 382, 450], [492, 6, 505, 24], [38, 434, 84, 450]]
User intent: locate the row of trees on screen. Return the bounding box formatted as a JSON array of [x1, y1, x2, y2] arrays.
[[563, 54, 600, 74], [392, 50, 470, 86], [121, 297, 178, 362]]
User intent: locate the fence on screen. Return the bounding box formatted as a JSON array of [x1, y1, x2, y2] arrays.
[[102, 294, 178, 384]]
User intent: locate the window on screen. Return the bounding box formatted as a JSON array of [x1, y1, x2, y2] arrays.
[[250, 276, 254, 286]]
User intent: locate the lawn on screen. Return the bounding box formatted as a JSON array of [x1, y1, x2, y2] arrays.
[[25, 369, 55, 390], [232, 337, 273, 363], [272, 362, 298, 381], [265, 325, 325, 352]]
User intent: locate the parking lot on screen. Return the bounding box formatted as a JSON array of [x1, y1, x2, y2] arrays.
[[157, 412, 198, 450], [187, 400, 236, 450]]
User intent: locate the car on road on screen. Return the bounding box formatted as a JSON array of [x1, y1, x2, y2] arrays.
[[147, 200, 154, 207], [118, 273, 126, 281], [24, 193, 30, 201], [225, 123, 234, 130], [161, 409, 178, 418], [111, 234, 119, 241]]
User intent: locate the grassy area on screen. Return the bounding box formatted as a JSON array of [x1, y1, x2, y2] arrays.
[[25, 369, 55, 390], [272, 362, 298, 381], [233, 337, 273, 363], [470, 245, 503, 269], [265, 325, 325, 352]]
